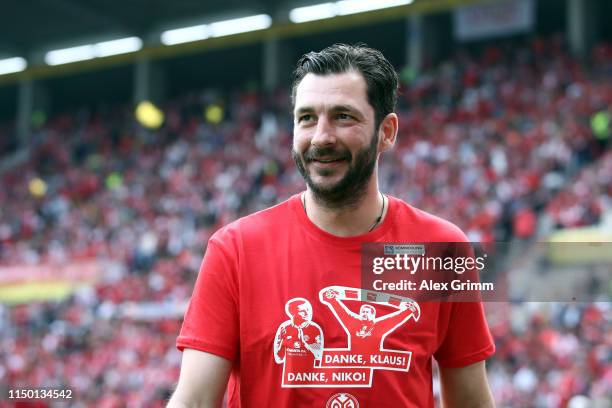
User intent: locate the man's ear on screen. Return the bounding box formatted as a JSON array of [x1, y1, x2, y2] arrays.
[[378, 113, 398, 153]]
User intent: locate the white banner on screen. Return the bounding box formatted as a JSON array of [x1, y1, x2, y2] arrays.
[[454, 0, 534, 41], [0, 260, 103, 285]]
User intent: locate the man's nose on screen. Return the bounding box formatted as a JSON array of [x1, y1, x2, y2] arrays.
[[311, 117, 336, 146]]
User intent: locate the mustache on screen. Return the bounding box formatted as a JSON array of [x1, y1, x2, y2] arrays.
[[303, 146, 351, 162]]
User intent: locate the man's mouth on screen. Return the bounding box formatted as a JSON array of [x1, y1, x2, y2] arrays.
[[313, 157, 344, 163]]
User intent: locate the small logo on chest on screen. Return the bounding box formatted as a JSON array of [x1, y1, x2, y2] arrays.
[[326, 392, 359, 408]]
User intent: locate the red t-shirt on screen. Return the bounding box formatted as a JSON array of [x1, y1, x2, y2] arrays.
[[177, 194, 495, 407]]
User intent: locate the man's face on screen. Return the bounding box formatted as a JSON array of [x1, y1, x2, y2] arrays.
[[296, 303, 312, 322], [292, 71, 379, 208], [360, 305, 376, 321]]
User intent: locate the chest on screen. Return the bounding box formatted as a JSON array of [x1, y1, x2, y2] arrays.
[[235, 243, 445, 374]]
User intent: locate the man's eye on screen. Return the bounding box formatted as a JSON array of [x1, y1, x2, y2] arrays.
[[337, 113, 353, 120], [299, 114, 313, 123]]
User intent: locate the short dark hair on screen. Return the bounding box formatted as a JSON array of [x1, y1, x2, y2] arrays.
[[291, 43, 399, 129]]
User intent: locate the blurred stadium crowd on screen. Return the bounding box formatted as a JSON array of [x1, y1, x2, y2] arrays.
[[0, 37, 610, 407]]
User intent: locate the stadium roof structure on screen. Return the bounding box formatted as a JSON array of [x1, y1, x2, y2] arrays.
[[0, 0, 486, 73], [1, 0, 285, 56]]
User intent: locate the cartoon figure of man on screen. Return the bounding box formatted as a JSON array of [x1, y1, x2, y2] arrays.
[[274, 298, 323, 367], [321, 288, 419, 354]]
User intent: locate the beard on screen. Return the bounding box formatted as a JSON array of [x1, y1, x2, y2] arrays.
[[292, 132, 379, 210]]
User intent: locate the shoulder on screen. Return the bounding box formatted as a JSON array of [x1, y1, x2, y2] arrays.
[[389, 196, 469, 243]]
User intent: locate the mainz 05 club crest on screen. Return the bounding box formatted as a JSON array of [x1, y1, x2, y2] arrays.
[[326, 392, 360, 408]]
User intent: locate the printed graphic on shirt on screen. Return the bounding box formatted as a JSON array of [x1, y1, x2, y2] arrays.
[[274, 286, 420, 388], [274, 298, 324, 365]]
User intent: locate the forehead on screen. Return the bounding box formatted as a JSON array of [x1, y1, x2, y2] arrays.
[[294, 71, 371, 112]]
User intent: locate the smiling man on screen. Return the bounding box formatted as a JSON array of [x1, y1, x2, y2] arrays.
[[168, 44, 495, 408]]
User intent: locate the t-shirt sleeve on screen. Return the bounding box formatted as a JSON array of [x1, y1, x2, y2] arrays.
[[176, 233, 240, 361], [433, 301, 495, 368]]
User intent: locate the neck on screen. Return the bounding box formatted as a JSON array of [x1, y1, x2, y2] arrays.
[[302, 182, 387, 237]]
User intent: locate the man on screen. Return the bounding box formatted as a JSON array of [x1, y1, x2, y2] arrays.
[[168, 44, 495, 407], [273, 298, 323, 365], [319, 288, 419, 353]]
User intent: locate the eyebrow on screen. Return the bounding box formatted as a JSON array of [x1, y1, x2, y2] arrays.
[[294, 107, 314, 116], [294, 104, 362, 117]]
